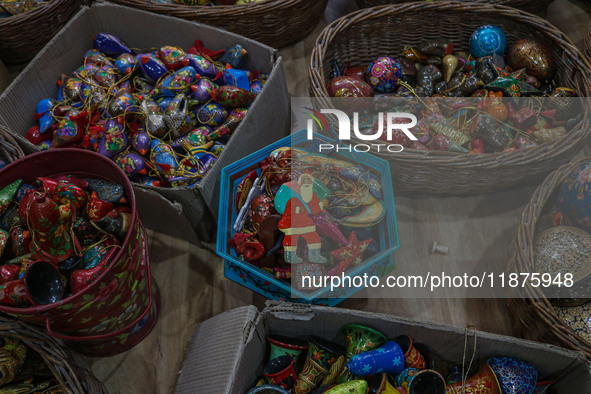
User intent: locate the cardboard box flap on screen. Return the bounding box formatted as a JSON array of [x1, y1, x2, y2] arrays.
[[176, 305, 259, 393]]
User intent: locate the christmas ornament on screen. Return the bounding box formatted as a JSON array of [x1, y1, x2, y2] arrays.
[[469, 25, 507, 58]]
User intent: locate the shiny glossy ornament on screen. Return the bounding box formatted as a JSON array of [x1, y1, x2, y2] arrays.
[[137, 53, 168, 84], [559, 160, 591, 230], [159, 66, 196, 97], [98, 119, 128, 158], [9, 227, 30, 258], [327, 76, 373, 98], [93, 64, 118, 88], [211, 85, 256, 107], [268, 335, 308, 363], [108, 90, 138, 117], [86, 192, 114, 221], [86, 179, 126, 204], [151, 139, 179, 176], [365, 57, 402, 93], [263, 355, 298, 392], [248, 194, 276, 232], [165, 93, 194, 138], [63, 78, 83, 103], [183, 54, 220, 80], [25, 126, 45, 145], [53, 111, 83, 148], [115, 53, 138, 75], [70, 244, 118, 294], [0, 278, 28, 306], [24, 261, 63, 305], [250, 78, 265, 95], [486, 356, 537, 394], [0, 179, 21, 217], [469, 25, 507, 58], [170, 126, 210, 152], [442, 55, 458, 83], [0, 263, 20, 285], [159, 45, 186, 70], [190, 78, 219, 103], [446, 364, 501, 393], [112, 151, 147, 177], [195, 102, 227, 127], [132, 130, 151, 155], [218, 44, 247, 68], [79, 82, 107, 109], [209, 108, 247, 140], [95, 210, 130, 239], [223, 68, 250, 90], [473, 113, 510, 151], [36, 98, 55, 134], [25, 193, 73, 262], [0, 229, 8, 259], [94, 33, 131, 56], [142, 99, 168, 138], [341, 324, 387, 358], [346, 341, 405, 376], [50, 179, 87, 209], [507, 38, 555, 81]]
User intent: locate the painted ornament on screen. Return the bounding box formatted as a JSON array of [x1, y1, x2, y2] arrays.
[[507, 38, 556, 81], [559, 160, 591, 230], [365, 57, 402, 93], [211, 85, 256, 107], [94, 33, 131, 56], [327, 76, 374, 98], [469, 25, 507, 58]]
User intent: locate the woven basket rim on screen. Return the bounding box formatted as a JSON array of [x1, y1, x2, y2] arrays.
[[0, 0, 73, 24], [0, 315, 107, 394], [309, 1, 591, 167], [0, 124, 25, 162], [111, 0, 312, 15], [508, 157, 591, 357]]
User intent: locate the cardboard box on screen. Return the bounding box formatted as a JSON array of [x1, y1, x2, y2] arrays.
[[216, 130, 400, 305], [175, 302, 591, 393], [0, 2, 290, 244]]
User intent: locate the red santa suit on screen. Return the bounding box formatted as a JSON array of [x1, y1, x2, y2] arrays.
[[276, 180, 322, 251]]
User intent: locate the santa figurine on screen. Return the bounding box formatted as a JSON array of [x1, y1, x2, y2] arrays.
[[274, 171, 327, 264]]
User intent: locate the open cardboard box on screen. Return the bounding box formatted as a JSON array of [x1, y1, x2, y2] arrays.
[[0, 1, 290, 245], [175, 302, 591, 393]]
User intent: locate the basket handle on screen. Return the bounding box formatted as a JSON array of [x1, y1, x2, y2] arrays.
[[44, 225, 155, 342]]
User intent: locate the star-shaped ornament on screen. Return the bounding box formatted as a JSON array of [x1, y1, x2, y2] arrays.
[[486, 68, 540, 97], [328, 232, 372, 277]]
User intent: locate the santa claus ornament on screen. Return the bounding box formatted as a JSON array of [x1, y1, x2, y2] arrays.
[[274, 172, 330, 265]]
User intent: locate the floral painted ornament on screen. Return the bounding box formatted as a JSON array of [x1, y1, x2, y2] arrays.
[[142, 99, 168, 139], [115, 53, 138, 75], [86, 179, 126, 204], [0, 180, 21, 218], [98, 119, 129, 158], [159, 45, 187, 70], [365, 57, 402, 94], [211, 85, 256, 108], [112, 151, 147, 178]]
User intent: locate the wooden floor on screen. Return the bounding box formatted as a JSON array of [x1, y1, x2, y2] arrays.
[[1, 0, 591, 393]]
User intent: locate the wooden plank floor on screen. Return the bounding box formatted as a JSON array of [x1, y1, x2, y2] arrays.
[[0, 0, 590, 393]]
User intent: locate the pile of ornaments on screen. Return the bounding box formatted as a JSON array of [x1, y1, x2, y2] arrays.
[[0, 0, 47, 17], [327, 25, 580, 153], [0, 336, 63, 392], [27, 33, 266, 188], [533, 159, 591, 342], [230, 147, 385, 286], [248, 324, 541, 394], [0, 175, 131, 307]]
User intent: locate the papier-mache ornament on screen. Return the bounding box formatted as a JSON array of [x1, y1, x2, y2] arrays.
[[275, 172, 329, 265]]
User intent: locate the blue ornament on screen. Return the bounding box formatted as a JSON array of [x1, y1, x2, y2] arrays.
[[115, 53, 138, 75], [487, 356, 537, 394], [469, 25, 507, 58], [218, 44, 247, 69], [559, 160, 591, 231], [94, 33, 131, 56], [223, 69, 250, 90], [346, 341, 405, 376], [365, 57, 402, 94], [36, 98, 55, 134], [137, 53, 168, 84], [195, 103, 227, 127]]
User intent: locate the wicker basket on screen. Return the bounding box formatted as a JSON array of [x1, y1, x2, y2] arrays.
[[0, 0, 85, 67], [0, 315, 107, 393], [507, 158, 591, 361], [0, 124, 24, 163], [584, 26, 591, 64], [309, 2, 591, 194], [108, 0, 328, 48], [355, 0, 552, 15]]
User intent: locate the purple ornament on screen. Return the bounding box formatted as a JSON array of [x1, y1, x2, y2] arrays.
[[209, 108, 247, 140], [198, 153, 217, 177], [112, 152, 147, 178], [189, 78, 219, 103], [312, 210, 348, 245], [150, 139, 179, 176], [94, 33, 131, 56], [98, 119, 129, 158], [183, 54, 220, 79], [137, 53, 168, 84], [132, 131, 151, 156]]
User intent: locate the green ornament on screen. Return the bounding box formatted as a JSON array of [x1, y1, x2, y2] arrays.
[[0, 180, 22, 218]]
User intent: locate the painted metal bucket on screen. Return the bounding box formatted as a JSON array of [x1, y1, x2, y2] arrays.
[[0, 148, 159, 356]]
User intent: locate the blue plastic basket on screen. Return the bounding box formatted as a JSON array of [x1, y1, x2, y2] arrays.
[[216, 130, 399, 305]]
